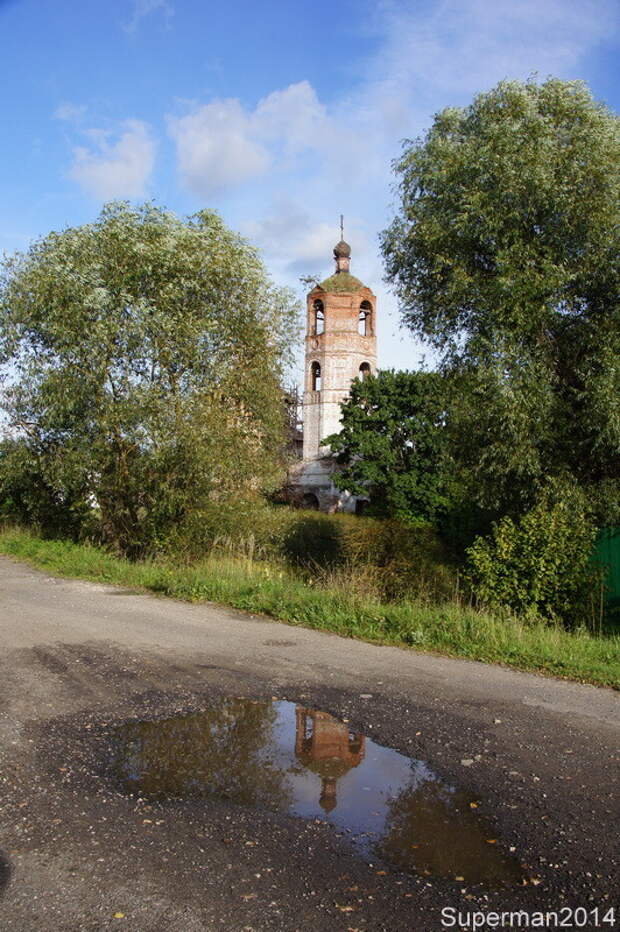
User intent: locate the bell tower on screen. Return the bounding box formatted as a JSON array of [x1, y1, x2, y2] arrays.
[[302, 235, 377, 462]]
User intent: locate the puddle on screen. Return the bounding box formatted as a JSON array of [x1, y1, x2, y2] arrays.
[[113, 699, 522, 885]]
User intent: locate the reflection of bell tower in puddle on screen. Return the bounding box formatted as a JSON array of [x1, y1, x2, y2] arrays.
[[294, 708, 365, 812]]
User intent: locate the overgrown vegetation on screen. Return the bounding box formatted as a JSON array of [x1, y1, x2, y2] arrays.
[[0, 203, 299, 557], [1, 525, 617, 688], [466, 482, 602, 626]]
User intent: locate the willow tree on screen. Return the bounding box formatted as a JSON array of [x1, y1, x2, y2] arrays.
[[381, 79, 620, 518], [0, 203, 299, 555]]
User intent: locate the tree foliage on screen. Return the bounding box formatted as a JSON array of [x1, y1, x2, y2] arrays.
[[326, 370, 451, 522], [381, 78, 620, 515], [466, 480, 599, 625], [0, 202, 299, 555]]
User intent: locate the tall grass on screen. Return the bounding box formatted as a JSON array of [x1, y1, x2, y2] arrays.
[[1, 526, 618, 689]]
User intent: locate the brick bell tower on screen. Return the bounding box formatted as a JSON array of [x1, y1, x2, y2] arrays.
[[292, 227, 377, 511]]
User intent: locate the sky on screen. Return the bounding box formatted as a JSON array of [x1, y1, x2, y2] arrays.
[[1, 0, 618, 378]]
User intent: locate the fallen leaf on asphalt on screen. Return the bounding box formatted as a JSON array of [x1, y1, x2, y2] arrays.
[[486, 839, 497, 844], [335, 904, 356, 912], [113, 912, 125, 919], [241, 893, 257, 901], [469, 802, 478, 809], [375, 870, 387, 875]]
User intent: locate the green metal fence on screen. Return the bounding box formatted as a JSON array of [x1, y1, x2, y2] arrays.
[[594, 526, 620, 615]]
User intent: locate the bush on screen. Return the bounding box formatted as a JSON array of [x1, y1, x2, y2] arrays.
[[282, 511, 457, 602], [164, 499, 295, 561], [466, 481, 600, 626], [167, 502, 457, 604]]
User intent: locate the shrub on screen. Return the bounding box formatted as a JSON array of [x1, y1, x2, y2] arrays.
[[466, 481, 600, 625], [167, 502, 457, 604], [162, 499, 295, 561], [283, 511, 457, 602]]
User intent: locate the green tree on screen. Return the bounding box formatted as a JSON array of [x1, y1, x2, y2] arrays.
[[326, 370, 451, 522], [0, 202, 299, 556], [381, 78, 620, 516]]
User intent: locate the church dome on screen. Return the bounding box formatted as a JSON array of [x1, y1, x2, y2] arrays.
[[333, 239, 351, 259]]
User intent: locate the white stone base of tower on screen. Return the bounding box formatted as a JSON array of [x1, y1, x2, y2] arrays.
[[288, 457, 362, 514]]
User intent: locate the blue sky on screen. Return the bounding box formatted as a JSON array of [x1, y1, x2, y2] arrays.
[[1, 0, 618, 374]]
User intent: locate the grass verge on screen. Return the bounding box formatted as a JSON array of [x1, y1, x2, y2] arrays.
[[1, 526, 618, 689]]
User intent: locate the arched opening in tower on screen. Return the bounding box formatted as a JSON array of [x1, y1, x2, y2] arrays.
[[311, 361, 321, 391], [358, 300, 372, 336], [313, 299, 325, 335]]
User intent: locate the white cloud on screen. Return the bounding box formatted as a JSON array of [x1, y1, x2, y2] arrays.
[[369, 0, 618, 105], [167, 81, 329, 197], [54, 102, 86, 123], [68, 120, 155, 200], [124, 0, 173, 33], [240, 198, 375, 287], [168, 99, 271, 197], [254, 82, 327, 153]]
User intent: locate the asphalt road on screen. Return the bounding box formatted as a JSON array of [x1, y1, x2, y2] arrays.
[[0, 555, 618, 932]]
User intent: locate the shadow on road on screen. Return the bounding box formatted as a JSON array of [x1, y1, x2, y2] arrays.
[[0, 850, 12, 897]]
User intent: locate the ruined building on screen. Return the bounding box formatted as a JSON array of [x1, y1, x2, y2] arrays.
[[289, 236, 377, 511]]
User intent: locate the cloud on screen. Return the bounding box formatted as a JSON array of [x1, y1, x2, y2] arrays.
[[53, 103, 87, 123], [124, 0, 173, 33], [168, 100, 271, 197], [369, 0, 619, 106], [167, 81, 329, 197], [254, 82, 327, 154], [241, 198, 373, 280], [68, 120, 155, 200]]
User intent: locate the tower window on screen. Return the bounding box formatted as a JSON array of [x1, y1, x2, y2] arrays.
[[358, 300, 372, 336], [359, 362, 371, 380], [311, 361, 321, 391], [313, 299, 325, 335]]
